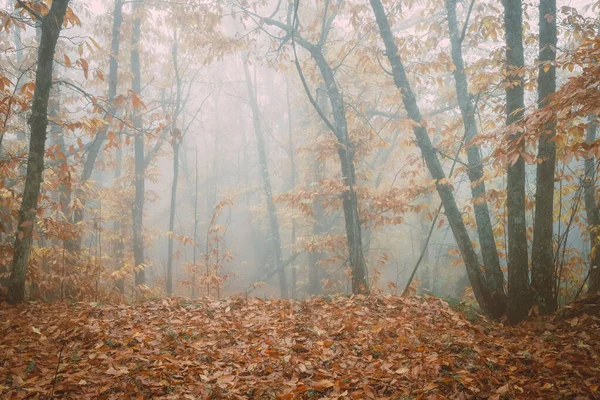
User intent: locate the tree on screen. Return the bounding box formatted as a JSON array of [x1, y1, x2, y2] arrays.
[[68, 0, 124, 259], [445, 0, 506, 312], [531, 0, 558, 313], [8, 0, 71, 303], [131, 0, 146, 287], [166, 30, 183, 296], [502, 0, 531, 323], [584, 118, 600, 295], [243, 60, 289, 298], [369, 0, 502, 317], [257, 2, 369, 294]]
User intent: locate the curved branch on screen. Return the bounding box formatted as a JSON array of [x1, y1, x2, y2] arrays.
[[290, 1, 340, 140]]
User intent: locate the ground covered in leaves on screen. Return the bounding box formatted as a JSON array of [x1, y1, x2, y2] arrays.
[[1, 295, 599, 399]]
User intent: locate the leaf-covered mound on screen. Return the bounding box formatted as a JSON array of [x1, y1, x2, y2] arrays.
[[1, 295, 598, 399]]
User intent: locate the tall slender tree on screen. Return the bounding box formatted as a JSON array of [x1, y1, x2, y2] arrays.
[[584, 118, 600, 295], [166, 30, 182, 296], [131, 0, 146, 286], [369, 0, 501, 317], [261, 4, 369, 294], [243, 61, 289, 298], [502, 0, 531, 323], [445, 0, 506, 312], [67, 0, 123, 258], [531, 0, 558, 313], [8, 0, 71, 303]]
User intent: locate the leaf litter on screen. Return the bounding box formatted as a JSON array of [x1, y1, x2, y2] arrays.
[[1, 295, 598, 399]]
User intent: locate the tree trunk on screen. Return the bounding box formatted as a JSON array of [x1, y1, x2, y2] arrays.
[[82, 0, 123, 182], [369, 0, 499, 316], [191, 146, 199, 298], [531, 0, 558, 313], [286, 80, 298, 298], [309, 93, 328, 296], [166, 141, 179, 295], [113, 143, 125, 294], [69, 0, 123, 257], [7, 0, 70, 304], [584, 119, 600, 295], [131, 1, 145, 287], [309, 49, 368, 295], [166, 32, 182, 296], [262, 14, 368, 294], [243, 62, 289, 298], [502, 0, 531, 323], [446, 0, 506, 314]]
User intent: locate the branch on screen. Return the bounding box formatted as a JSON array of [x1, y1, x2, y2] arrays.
[[243, 252, 303, 295], [402, 130, 467, 296], [367, 103, 457, 120], [375, 52, 394, 76], [289, 1, 341, 141], [56, 80, 141, 135], [181, 93, 211, 139], [16, 0, 44, 22], [459, 0, 476, 44], [319, 0, 331, 46]]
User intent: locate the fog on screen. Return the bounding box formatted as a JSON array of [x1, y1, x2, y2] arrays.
[[1, 0, 598, 307]]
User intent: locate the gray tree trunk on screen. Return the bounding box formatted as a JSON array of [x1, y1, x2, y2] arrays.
[[131, 1, 145, 286], [502, 0, 531, 323], [69, 0, 123, 257], [369, 0, 499, 316], [531, 0, 558, 313], [166, 32, 182, 296], [310, 49, 368, 294], [243, 62, 289, 298], [584, 119, 600, 295], [262, 13, 368, 294], [446, 0, 506, 317], [113, 143, 125, 294], [286, 81, 298, 298], [309, 92, 329, 296], [8, 0, 70, 304]]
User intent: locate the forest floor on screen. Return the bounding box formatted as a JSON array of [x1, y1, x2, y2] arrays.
[[1, 295, 599, 400]]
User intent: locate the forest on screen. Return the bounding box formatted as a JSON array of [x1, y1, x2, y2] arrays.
[[1, 0, 600, 398]]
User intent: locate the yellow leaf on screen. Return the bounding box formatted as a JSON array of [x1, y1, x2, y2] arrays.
[[312, 380, 334, 390], [496, 384, 509, 394]]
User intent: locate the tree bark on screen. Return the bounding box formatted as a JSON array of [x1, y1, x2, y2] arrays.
[[7, 0, 70, 304], [584, 119, 600, 295], [369, 0, 499, 316], [113, 143, 125, 294], [502, 0, 531, 323], [531, 0, 558, 313], [262, 12, 368, 294], [309, 49, 368, 295], [309, 92, 329, 296], [243, 61, 289, 298], [445, 0, 506, 315], [69, 0, 123, 257], [286, 80, 298, 298], [131, 1, 145, 286], [191, 146, 199, 298], [166, 32, 182, 296], [82, 0, 123, 183]]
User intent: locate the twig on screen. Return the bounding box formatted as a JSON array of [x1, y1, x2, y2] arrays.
[[47, 341, 66, 399], [459, 0, 476, 44], [16, 0, 44, 21], [402, 131, 467, 296]]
